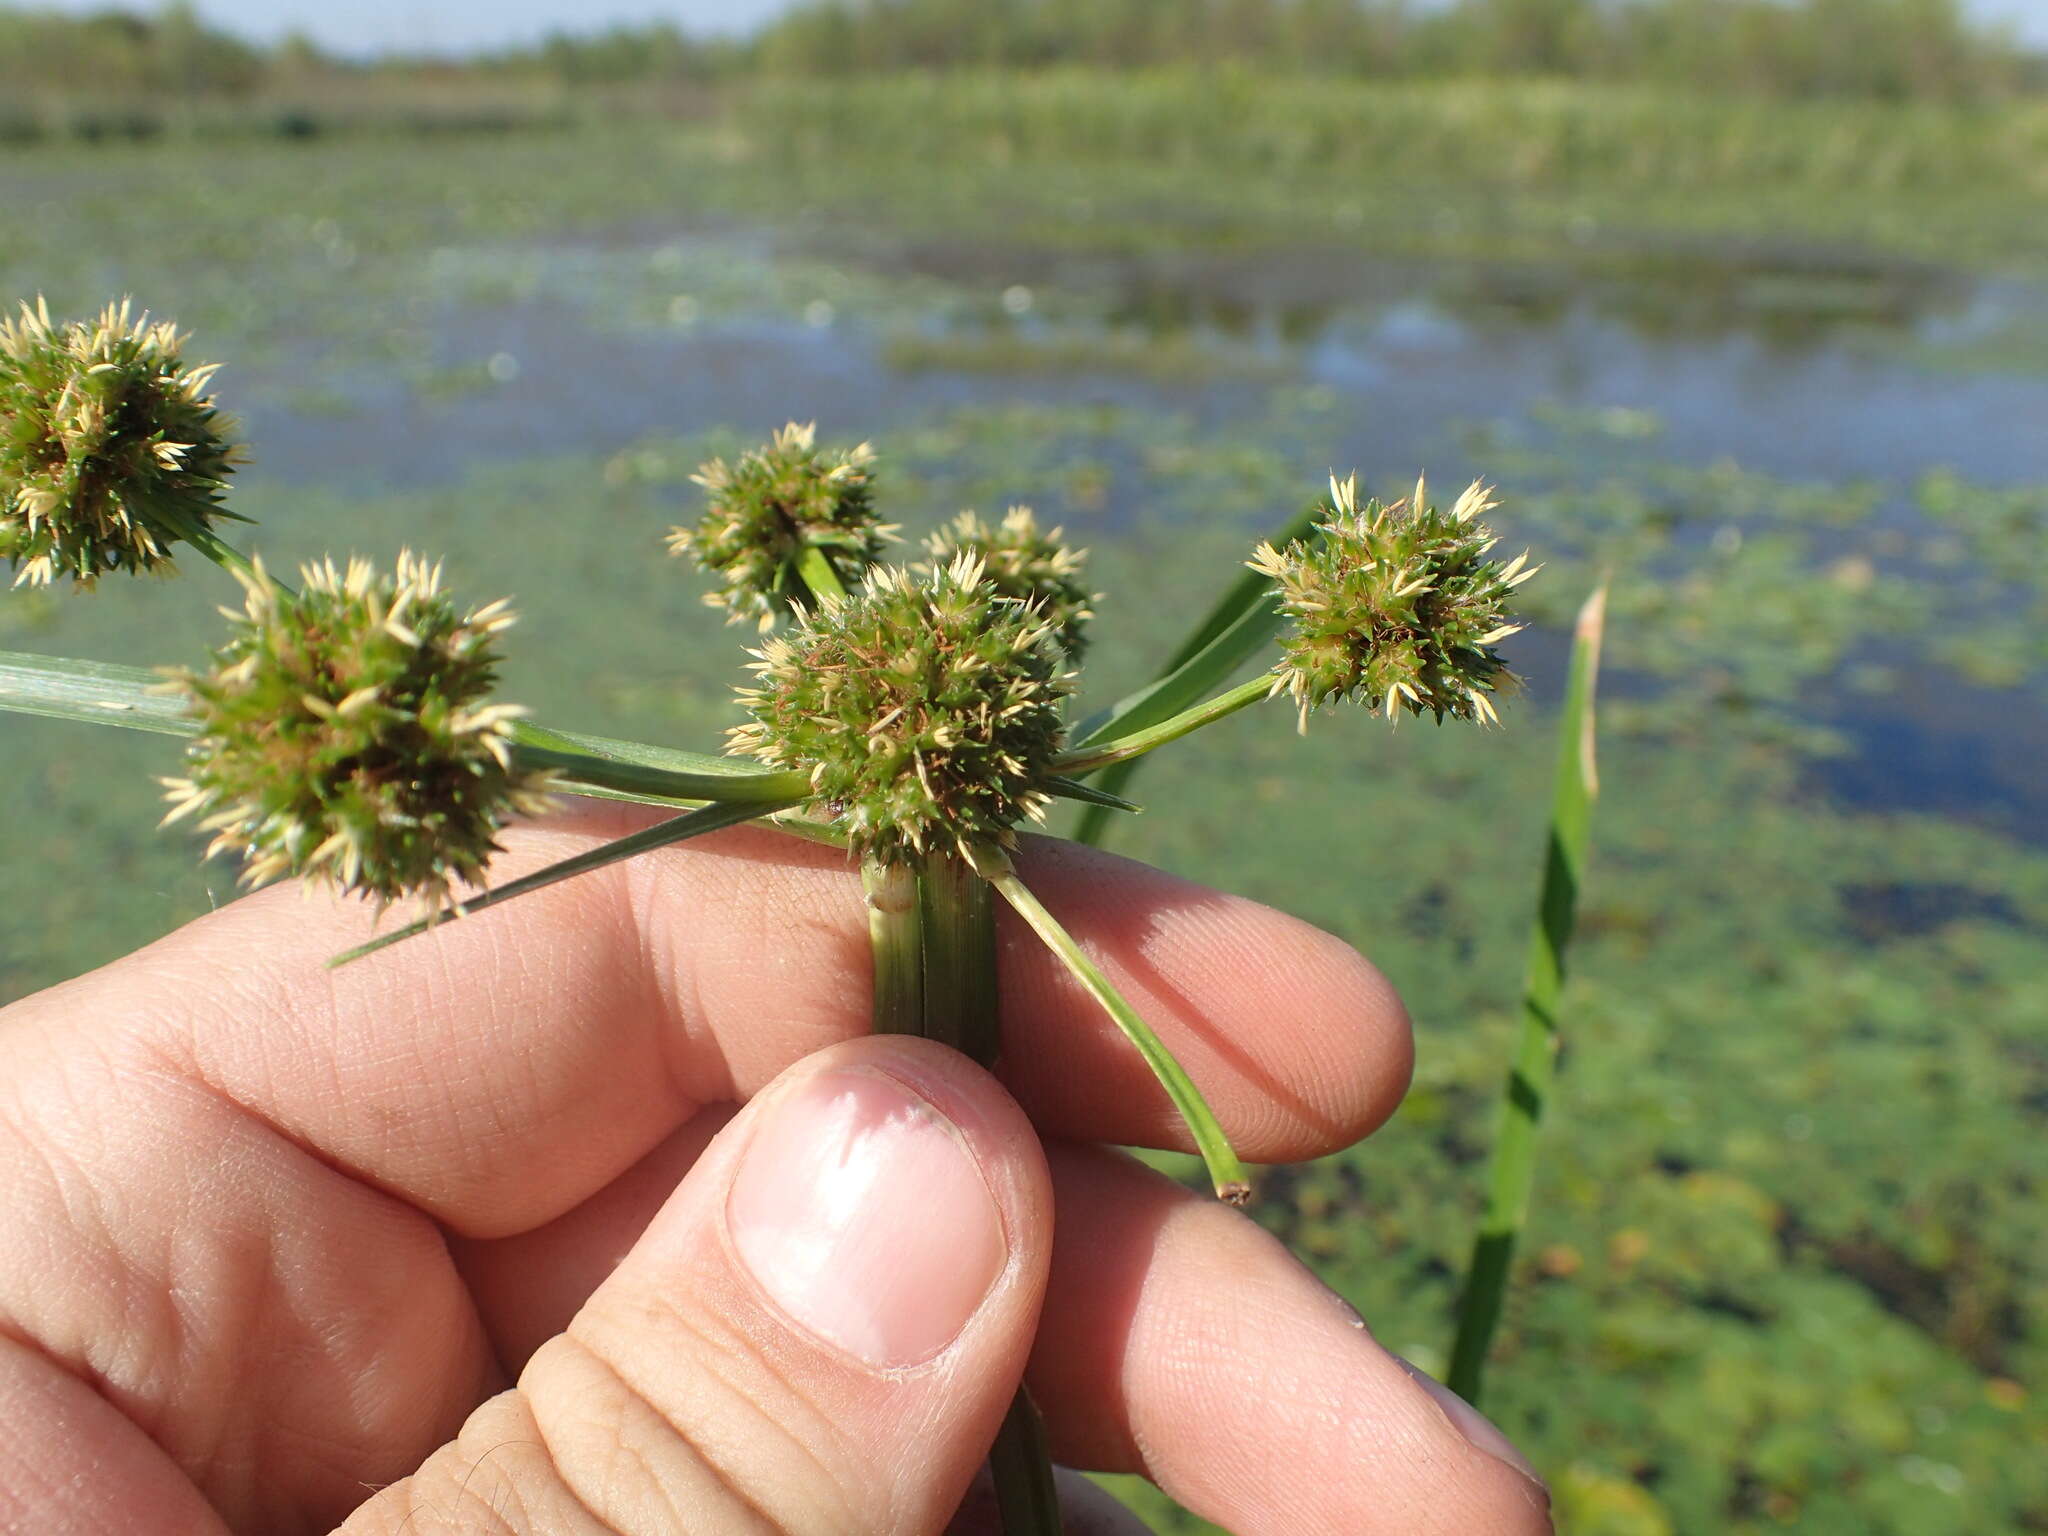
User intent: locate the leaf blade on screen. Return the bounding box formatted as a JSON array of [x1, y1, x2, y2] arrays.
[[1446, 581, 1607, 1405], [1070, 498, 1321, 846], [330, 796, 799, 966], [0, 650, 195, 736]]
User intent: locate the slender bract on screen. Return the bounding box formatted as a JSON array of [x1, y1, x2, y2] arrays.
[[981, 849, 1250, 1204], [0, 648, 811, 816], [1069, 499, 1319, 847], [330, 796, 799, 965], [1446, 582, 1607, 1404]]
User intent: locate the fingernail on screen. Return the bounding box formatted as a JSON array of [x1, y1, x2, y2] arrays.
[[728, 1066, 1007, 1370], [1397, 1358, 1548, 1492]]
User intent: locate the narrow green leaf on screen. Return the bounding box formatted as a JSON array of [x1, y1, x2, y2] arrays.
[[513, 743, 809, 806], [508, 719, 769, 780], [983, 852, 1250, 1204], [329, 796, 798, 966], [0, 650, 194, 735], [1054, 676, 1271, 776], [1070, 498, 1320, 845], [1044, 775, 1142, 814], [0, 651, 802, 806], [1447, 582, 1608, 1405]]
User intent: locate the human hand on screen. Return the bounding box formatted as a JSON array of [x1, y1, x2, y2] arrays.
[[0, 802, 1551, 1534]]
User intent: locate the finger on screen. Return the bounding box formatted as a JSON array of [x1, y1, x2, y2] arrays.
[[453, 1135, 1548, 1535], [0, 804, 1405, 1523], [452, 1136, 1547, 1536], [0, 1332, 229, 1536], [10, 801, 1406, 1243], [1027, 1146, 1553, 1536], [456, 1106, 738, 1369], [338, 1035, 1052, 1536]]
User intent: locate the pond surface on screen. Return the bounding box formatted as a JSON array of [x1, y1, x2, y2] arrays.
[[213, 220, 2048, 840]]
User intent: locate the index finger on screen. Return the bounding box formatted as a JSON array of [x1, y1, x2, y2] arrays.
[[3, 799, 1410, 1238]]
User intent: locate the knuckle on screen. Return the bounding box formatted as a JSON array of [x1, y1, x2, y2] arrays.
[[520, 1328, 870, 1535]]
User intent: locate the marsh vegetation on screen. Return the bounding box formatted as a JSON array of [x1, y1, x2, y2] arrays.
[[2, 3, 2044, 1529]]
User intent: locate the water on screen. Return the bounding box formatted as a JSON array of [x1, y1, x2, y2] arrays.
[[202, 220, 2048, 839]]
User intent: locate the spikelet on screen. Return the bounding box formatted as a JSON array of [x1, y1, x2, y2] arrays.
[[919, 505, 1095, 659], [730, 555, 1071, 865], [0, 299, 241, 587], [1250, 474, 1533, 729], [667, 421, 891, 628], [160, 552, 553, 914]]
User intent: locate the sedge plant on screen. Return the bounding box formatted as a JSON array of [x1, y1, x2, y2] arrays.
[[0, 301, 1548, 1533]]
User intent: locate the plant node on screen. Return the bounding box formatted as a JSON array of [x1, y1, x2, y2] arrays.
[[1251, 474, 1534, 728], [730, 554, 1071, 865], [668, 420, 891, 628], [161, 552, 553, 913], [0, 298, 241, 588]]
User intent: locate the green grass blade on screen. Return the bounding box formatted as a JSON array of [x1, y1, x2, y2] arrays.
[[984, 852, 1250, 1204], [329, 796, 799, 966], [1069, 499, 1319, 845], [507, 719, 772, 780], [1044, 775, 1142, 814], [1447, 582, 1608, 1405], [513, 743, 809, 805], [1054, 676, 1271, 775], [0, 650, 195, 736]]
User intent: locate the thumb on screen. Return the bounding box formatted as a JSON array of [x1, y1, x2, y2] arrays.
[[340, 1036, 1052, 1536]]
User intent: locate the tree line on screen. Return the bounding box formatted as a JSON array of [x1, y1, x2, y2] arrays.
[[0, 0, 2035, 107]]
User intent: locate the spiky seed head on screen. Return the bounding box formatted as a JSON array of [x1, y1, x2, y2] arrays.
[[729, 554, 1072, 865], [0, 298, 241, 588], [667, 421, 892, 629], [160, 552, 554, 915], [919, 505, 1096, 659], [1250, 474, 1533, 729]]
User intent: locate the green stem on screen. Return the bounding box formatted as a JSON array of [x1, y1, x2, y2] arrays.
[[987, 1386, 1062, 1535], [865, 852, 1055, 1536], [152, 504, 265, 585], [793, 543, 849, 607], [980, 848, 1251, 1205], [1052, 675, 1272, 776], [1447, 584, 1606, 1405], [918, 850, 1000, 1067], [862, 859, 926, 1036]]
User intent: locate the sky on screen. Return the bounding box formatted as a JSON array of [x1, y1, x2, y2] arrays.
[[32, 0, 2048, 53]]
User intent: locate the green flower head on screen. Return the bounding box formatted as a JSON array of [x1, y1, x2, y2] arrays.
[[668, 421, 892, 628], [161, 552, 554, 914], [0, 298, 241, 588], [919, 505, 1095, 659], [1251, 474, 1533, 728], [729, 554, 1072, 865]]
